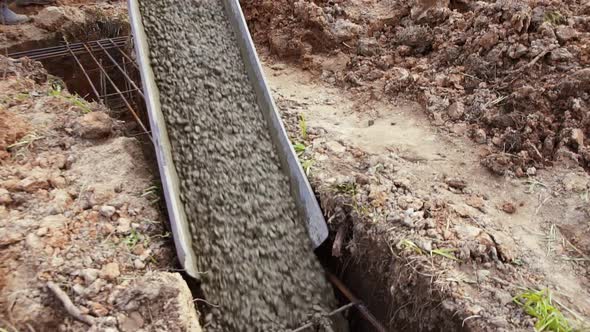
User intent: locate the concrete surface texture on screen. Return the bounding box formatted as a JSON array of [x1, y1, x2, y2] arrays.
[[138, 0, 340, 330]]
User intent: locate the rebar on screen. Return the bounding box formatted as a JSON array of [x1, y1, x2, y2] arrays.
[[8, 36, 128, 61], [65, 42, 102, 102], [81, 42, 151, 139], [96, 42, 145, 99], [326, 272, 388, 332]]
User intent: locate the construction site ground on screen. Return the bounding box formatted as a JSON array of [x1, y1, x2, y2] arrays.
[[0, 0, 589, 331]]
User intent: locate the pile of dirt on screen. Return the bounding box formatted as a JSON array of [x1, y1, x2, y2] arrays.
[[243, 0, 590, 176], [0, 55, 200, 331], [1, 0, 128, 52], [267, 63, 590, 330]]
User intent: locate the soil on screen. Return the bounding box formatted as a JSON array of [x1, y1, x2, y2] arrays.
[[241, 0, 590, 330], [137, 0, 340, 330], [0, 2, 201, 331], [1, 0, 129, 53]]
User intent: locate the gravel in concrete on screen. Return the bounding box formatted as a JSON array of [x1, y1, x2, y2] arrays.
[[138, 0, 339, 330]]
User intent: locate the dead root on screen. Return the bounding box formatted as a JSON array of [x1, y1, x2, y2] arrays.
[[47, 281, 96, 326]]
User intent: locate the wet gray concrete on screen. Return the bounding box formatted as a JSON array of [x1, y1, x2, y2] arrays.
[[138, 0, 339, 330]]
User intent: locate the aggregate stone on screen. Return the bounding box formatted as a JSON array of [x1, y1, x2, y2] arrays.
[[138, 0, 338, 330]]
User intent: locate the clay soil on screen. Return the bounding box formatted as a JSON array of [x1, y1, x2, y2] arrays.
[[0, 1, 201, 332], [243, 0, 590, 331]]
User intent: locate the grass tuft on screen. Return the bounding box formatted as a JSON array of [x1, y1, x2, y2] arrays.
[[431, 248, 460, 261], [299, 114, 307, 140], [513, 288, 573, 332]]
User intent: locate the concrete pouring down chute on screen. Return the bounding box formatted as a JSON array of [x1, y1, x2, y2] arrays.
[[127, 0, 342, 330]]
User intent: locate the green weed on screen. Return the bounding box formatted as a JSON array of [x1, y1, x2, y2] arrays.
[[67, 95, 92, 113], [431, 248, 460, 261], [301, 159, 313, 176], [333, 182, 357, 195], [7, 132, 44, 151], [513, 288, 573, 332], [299, 114, 308, 140], [524, 179, 547, 194], [48, 83, 63, 97], [544, 11, 566, 25], [141, 185, 161, 205], [293, 142, 306, 155], [123, 229, 141, 248], [397, 239, 424, 255]]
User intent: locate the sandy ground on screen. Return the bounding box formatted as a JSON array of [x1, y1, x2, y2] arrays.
[[261, 56, 590, 330], [241, 0, 590, 329]]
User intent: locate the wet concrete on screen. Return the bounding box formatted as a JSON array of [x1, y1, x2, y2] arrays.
[[138, 0, 339, 330]]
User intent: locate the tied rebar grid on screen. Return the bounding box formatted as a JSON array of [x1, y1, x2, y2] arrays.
[[8, 37, 388, 332], [8, 37, 151, 140]]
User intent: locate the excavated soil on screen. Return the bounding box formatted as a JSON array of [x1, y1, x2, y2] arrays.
[[0, 55, 201, 331], [1, 0, 129, 53], [138, 0, 339, 330], [243, 0, 590, 176], [242, 0, 590, 330]]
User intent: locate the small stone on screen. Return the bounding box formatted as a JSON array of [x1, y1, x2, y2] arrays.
[[80, 268, 100, 284], [454, 224, 483, 240], [368, 119, 375, 127], [0, 188, 12, 205], [116, 218, 131, 234], [65, 155, 75, 170], [476, 269, 491, 282], [446, 178, 467, 190], [417, 239, 432, 252], [500, 202, 516, 214], [447, 101, 464, 120], [73, 111, 113, 139], [72, 284, 86, 296], [526, 167, 536, 176], [89, 301, 109, 317], [325, 141, 346, 154], [100, 205, 116, 218], [473, 129, 487, 144], [50, 176, 67, 189], [51, 256, 65, 267], [555, 26, 578, 44], [119, 312, 145, 332], [17, 176, 50, 193], [133, 259, 146, 269], [570, 128, 584, 150], [36, 227, 49, 236], [25, 233, 44, 250], [494, 290, 513, 305], [100, 263, 120, 281], [403, 208, 415, 227]]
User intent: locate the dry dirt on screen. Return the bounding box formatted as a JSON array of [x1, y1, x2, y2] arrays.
[[241, 0, 590, 330], [1, 0, 128, 52], [0, 4, 201, 330]]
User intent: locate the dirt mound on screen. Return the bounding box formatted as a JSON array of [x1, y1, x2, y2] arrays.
[[265, 60, 590, 330], [244, 0, 590, 176], [0, 55, 199, 331]]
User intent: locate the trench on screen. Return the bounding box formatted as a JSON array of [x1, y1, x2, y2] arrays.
[[6, 8, 396, 332]]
